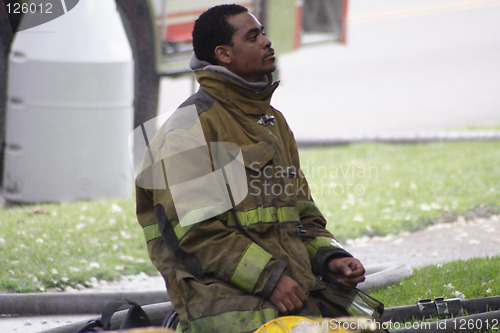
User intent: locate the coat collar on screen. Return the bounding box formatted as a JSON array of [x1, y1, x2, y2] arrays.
[[195, 66, 279, 115]]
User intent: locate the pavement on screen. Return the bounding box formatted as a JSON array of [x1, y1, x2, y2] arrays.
[[346, 214, 500, 269], [157, 0, 500, 141]]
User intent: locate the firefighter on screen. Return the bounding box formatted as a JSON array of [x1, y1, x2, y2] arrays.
[[135, 5, 383, 332]]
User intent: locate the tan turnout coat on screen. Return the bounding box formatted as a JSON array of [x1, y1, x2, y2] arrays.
[[135, 68, 383, 332]]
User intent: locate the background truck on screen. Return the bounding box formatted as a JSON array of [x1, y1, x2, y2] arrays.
[[0, 0, 347, 202]]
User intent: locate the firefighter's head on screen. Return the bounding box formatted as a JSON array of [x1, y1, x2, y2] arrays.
[[193, 4, 276, 82]]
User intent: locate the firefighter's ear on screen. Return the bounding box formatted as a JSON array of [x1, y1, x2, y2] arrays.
[[214, 45, 232, 65]]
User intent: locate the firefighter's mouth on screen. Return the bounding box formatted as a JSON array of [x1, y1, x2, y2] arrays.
[[264, 50, 275, 59]]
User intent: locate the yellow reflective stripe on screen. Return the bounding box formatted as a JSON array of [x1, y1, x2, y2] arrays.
[[233, 207, 268, 226], [277, 205, 299, 223], [304, 236, 337, 259], [230, 243, 273, 292], [297, 200, 324, 218], [225, 210, 237, 227], [219, 206, 300, 227], [174, 223, 192, 240], [147, 203, 314, 241], [142, 223, 193, 243], [143, 224, 161, 243], [188, 307, 278, 333], [178, 205, 229, 227]]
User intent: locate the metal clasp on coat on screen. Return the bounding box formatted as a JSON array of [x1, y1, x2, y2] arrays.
[[293, 225, 307, 235], [283, 166, 297, 178], [257, 114, 275, 126]]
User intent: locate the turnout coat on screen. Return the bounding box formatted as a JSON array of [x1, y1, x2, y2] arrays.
[[135, 67, 382, 332]]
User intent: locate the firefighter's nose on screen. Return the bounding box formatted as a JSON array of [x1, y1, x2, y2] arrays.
[[263, 36, 272, 48]]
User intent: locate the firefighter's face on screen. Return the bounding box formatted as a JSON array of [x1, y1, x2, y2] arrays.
[[215, 12, 276, 82]]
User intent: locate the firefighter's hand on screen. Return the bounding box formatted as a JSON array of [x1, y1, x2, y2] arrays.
[[269, 274, 308, 315], [326, 257, 366, 290]]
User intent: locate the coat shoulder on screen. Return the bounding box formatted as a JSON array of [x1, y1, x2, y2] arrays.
[[178, 88, 215, 116]]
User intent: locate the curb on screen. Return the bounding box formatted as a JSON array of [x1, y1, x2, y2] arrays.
[[297, 131, 500, 147], [0, 291, 169, 316]]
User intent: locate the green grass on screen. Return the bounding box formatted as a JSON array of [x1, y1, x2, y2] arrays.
[[300, 141, 500, 241], [447, 124, 500, 131], [368, 257, 500, 332], [369, 257, 499, 307], [0, 141, 499, 293], [0, 198, 157, 293]]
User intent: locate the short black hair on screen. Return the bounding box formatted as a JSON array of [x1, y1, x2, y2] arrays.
[[192, 4, 248, 65]]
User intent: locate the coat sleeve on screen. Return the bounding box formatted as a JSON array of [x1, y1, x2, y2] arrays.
[[297, 196, 353, 277], [139, 121, 286, 300], [279, 111, 352, 277]]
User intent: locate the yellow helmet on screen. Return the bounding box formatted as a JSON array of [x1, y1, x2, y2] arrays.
[[254, 316, 385, 333]]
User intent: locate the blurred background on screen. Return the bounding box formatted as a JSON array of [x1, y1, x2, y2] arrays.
[[159, 0, 500, 140], [1, 0, 499, 201]]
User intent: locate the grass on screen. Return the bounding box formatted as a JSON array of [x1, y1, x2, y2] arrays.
[[300, 141, 500, 241], [369, 257, 499, 307], [368, 257, 500, 332], [0, 198, 157, 293], [447, 124, 500, 131], [0, 141, 499, 293]]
